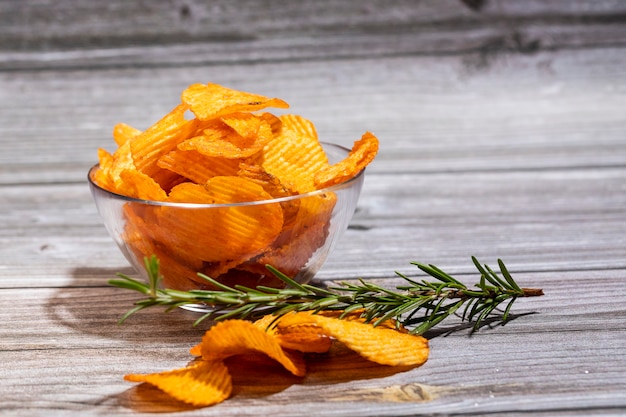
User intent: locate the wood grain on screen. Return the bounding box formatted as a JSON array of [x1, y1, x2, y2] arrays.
[[1, 1, 625, 415]]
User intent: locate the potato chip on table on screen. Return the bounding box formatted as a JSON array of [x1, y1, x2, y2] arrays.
[[127, 312, 428, 407]]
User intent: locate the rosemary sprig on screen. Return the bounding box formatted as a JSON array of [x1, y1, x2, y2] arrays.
[[109, 255, 543, 334]]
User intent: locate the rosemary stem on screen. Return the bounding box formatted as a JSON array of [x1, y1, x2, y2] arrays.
[[109, 255, 544, 333]]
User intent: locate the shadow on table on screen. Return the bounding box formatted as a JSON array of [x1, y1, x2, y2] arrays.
[[44, 266, 212, 343], [115, 346, 428, 413]]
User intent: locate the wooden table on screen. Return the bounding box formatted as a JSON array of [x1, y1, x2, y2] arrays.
[[1, 1, 625, 415]]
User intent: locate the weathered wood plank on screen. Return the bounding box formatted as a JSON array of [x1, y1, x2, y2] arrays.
[[1, 47, 625, 185], [1, 0, 625, 72], [0, 268, 624, 415], [1, 166, 625, 288]]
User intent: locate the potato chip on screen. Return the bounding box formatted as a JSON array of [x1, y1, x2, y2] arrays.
[[182, 83, 289, 121], [130, 104, 199, 181], [276, 312, 429, 367], [109, 140, 136, 190], [157, 149, 242, 184], [199, 320, 306, 377], [156, 178, 283, 263], [113, 122, 141, 146], [276, 324, 333, 353], [257, 112, 283, 136], [118, 169, 168, 201], [240, 192, 336, 278], [92, 148, 116, 193], [178, 115, 273, 159], [314, 132, 379, 189], [261, 115, 330, 193], [124, 359, 232, 407]]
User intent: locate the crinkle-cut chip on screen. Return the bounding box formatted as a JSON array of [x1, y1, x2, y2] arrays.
[[121, 204, 158, 266], [220, 112, 262, 139], [237, 163, 294, 200], [158, 149, 242, 184], [257, 112, 283, 136], [113, 122, 141, 147], [92, 148, 117, 193], [241, 192, 335, 278], [189, 343, 202, 357], [314, 132, 379, 189], [179, 116, 273, 160], [109, 140, 136, 189], [253, 313, 331, 353], [151, 169, 188, 194], [253, 314, 281, 333], [152, 244, 206, 291], [276, 324, 333, 353], [237, 163, 301, 229], [118, 169, 168, 201], [276, 312, 429, 367], [261, 115, 329, 193], [182, 83, 289, 121], [130, 104, 199, 179], [157, 178, 283, 262], [124, 359, 232, 407], [199, 320, 306, 377], [122, 205, 207, 291], [316, 309, 407, 332], [280, 113, 318, 140]]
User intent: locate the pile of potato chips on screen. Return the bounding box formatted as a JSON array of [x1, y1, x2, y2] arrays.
[[124, 312, 429, 407], [92, 83, 379, 290]]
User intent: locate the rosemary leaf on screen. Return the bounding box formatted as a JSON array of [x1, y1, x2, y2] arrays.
[[109, 256, 543, 335]]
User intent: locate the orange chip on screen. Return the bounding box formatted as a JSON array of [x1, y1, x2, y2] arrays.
[[113, 122, 141, 146], [158, 149, 242, 184], [257, 112, 283, 136], [130, 104, 199, 180], [124, 359, 232, 407], [276, 312, 429, 367], [261, 115, 330, 193], [156, 178, 283, 263], [92, 148, 117, 193], [276, 324, 333, 353], [178, 114, 273, 159], [199, 320, 306, 377], [314, 132, 379, 189], [107, 140, 136, 190], [241, 192, 336, 278], [182, 83, 289, 121], [117, 169, 168, 201]]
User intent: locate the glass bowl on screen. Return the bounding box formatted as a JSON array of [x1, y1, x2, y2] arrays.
[[88, 142, 364, 293]]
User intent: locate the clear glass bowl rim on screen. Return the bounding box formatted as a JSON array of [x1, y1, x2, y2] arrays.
[[87, 141, 364, 208]]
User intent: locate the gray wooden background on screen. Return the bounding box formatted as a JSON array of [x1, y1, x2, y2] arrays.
[[1, 1, 625, 416]]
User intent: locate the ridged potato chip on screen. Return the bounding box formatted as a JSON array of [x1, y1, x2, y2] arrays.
[[260, 114, 330, 193], [130, 309, 426, 408], [124, 359, 232, 407], [113, 122, 141, 146], [199, 319, 306, 377], [276, 312, 429, 367], [182, 83, 289, 121], [157, 149, 242, 184], [131, 104, 199, 181], [157, 178, 283, 263], [314, 132, 379, 189]]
